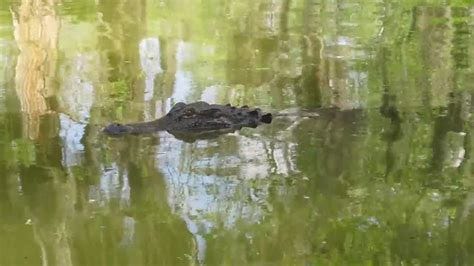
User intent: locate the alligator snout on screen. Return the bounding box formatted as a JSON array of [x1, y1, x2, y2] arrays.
[[103, 123, 131, 135]]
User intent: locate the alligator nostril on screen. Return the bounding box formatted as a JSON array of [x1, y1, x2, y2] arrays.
[[261, 113, 272, 123]]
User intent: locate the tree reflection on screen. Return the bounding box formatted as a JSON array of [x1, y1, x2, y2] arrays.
[[70, 1, 196, 264], [298, 0, 323, 108], [12, 0, 60, 139], [225, 1, 279, 87], [432, 92, 470, 172], [10, 1, 77, 264]]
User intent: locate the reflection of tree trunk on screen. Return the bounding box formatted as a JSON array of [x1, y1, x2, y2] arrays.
[[427, 7, 471, 173], [299, 0, 322, 107], [225, 2, 278, 87], [96, 0, 146, 121], [431, 93, 470, 172], [12, 1, 74, 265], [317, 1, 356, 109], [18, 113, 75, 266], [417, 7, 453, 108], [158, 38, 178, 104], [378, 43, 403, 179], [445, 9, 473, 264], [269, 0, 290, 106], [127, 161, 196, 264], [12, 0, 60, 139], [72, 138, 195, 265], [97, 0, 146, 82]]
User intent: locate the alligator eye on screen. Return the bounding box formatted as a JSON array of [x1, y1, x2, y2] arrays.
[[183, 108, 195, 117], [249, 110, 258, 116]]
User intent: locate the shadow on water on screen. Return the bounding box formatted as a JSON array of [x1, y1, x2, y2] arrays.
[[0, 0, 473, 265]]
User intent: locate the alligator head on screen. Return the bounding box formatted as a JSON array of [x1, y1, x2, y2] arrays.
[[103, 101, 272, 141], [164, 101, 272, 131]]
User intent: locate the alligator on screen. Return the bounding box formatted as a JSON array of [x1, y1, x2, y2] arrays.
[[103, 101, 273, 142]]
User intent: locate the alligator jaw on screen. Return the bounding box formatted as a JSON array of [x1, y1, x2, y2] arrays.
[[103, 119, 167, 136], [102, 123, 134, 135]]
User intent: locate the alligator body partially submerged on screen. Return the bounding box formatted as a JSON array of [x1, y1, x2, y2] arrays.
[[103, 101, 273, 142]]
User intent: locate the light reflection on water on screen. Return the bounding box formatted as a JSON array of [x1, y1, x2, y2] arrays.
[[0, 0, 473, 265]]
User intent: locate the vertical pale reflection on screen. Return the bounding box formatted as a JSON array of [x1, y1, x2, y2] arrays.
[[319, 4, 369, 109], [156, 133, 297, 263], [169, 41, 194, 106], [59, 53, 97, 167], [139, 37, 162, 102], [0, 42, 16, 112]]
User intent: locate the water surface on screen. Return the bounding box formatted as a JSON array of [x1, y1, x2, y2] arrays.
[[0, 0, 473, 265]]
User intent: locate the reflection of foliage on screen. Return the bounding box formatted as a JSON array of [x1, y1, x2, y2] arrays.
[[58, 0, 97, 22], [100, 79, 134, 121], [12, 138, 36, 166], [108, 80, 130, 102], [0, 6, 13, 39]]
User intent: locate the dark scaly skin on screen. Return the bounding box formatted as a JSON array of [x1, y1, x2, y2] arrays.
[[103, 101, 272, 141]]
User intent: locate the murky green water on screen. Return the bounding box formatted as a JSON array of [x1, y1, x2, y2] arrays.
[[0, 0, 473, 265]]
